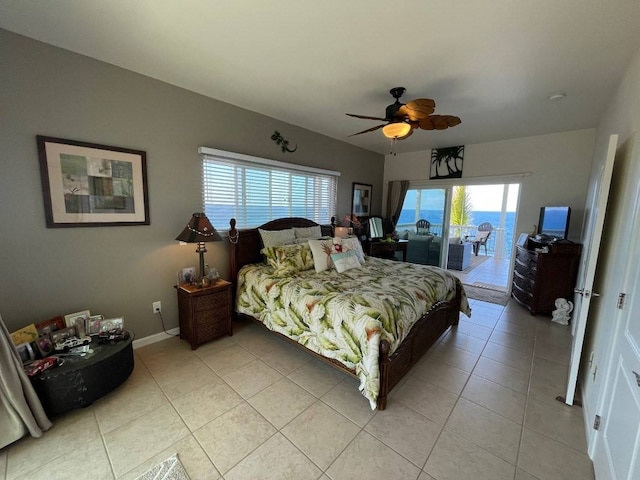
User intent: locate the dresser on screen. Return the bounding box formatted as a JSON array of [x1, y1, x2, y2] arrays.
[[511, 238, 582, 315], [362, 239, 408, 261]]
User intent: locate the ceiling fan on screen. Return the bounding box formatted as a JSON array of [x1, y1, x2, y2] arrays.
[[346, 87, 461, 140]]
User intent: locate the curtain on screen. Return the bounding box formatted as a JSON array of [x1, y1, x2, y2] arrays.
[[0, 315, 51, 449], [386, 180, 410, 230]]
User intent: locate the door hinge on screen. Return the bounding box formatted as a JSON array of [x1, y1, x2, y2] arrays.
[[594, 415, 601, 430], [617, 293, 626, 309]]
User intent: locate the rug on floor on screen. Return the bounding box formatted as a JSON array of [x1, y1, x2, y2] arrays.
[[463, 284, 511, 305], [135, 454, 190, 480]]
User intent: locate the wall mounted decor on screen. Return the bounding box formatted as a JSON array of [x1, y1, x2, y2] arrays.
[[351, 182, 372, 217], [271, 131, 297, 153], [37, 136, 149, 227], [430, 145, 464, 179]]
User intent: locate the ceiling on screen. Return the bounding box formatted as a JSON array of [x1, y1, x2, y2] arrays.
[[2, 1, 640, 155]]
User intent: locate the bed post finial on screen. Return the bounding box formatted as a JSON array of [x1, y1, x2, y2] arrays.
[[229, 218, 239, 245]]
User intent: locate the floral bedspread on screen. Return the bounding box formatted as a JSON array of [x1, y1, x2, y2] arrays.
[[236, 257, 471, 409]]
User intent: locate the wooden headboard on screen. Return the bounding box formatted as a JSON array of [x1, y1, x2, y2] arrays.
[[227, 217, 334, 286]]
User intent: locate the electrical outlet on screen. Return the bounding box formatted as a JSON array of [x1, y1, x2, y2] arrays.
[[152, 301, 161, 313]]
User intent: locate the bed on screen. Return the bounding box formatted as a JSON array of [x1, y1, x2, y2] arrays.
[[228, 217, 470, 410]]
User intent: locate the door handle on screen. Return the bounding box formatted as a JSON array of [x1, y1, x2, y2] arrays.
[[574, 289, 600, 298], [634, 371, 640, 387]]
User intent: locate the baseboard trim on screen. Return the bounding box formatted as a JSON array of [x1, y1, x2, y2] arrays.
[[132, 328, 180, 349]]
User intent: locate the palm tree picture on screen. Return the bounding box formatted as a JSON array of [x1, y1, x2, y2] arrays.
[[430, 145, 464, 179]]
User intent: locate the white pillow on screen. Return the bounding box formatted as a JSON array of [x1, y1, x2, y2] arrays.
[[308, 238, 338, 272], [331, 251, 361, 273], [293, 226, 322, 239], [448, 236, 461, 245], [259, 228, 295, 248], [333, 237, 365, 264]]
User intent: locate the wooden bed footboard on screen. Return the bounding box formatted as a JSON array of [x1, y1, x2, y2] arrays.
[[228, 217, 461, 410], [377, 281, 461, 409]]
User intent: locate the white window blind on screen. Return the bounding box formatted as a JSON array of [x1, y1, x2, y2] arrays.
[[199, 148, 340, 229]]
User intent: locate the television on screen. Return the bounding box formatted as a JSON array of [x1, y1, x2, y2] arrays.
[[537, 206, 571, 240]]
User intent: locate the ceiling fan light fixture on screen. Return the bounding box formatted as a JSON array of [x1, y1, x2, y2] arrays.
[[382, 122, 411, 139]]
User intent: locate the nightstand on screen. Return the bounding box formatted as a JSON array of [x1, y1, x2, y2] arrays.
[[175, 279, 233, 349]]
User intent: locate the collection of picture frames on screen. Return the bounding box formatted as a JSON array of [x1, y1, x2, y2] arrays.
[[11, 311, 126, 364], [64, 310, 125, 335]]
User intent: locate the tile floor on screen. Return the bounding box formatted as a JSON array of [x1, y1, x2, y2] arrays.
[[449, 255, 511, 292], [0, 298, 594, 480]]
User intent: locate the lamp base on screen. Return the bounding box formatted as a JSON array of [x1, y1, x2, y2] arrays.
[[196, 243, 207, 283]]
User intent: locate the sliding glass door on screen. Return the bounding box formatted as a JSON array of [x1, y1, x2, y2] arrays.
[[397, 182, 520, 291], [397, 187, 450, 268]]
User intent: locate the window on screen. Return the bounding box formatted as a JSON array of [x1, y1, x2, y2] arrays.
[[199, 147, 339, 229]]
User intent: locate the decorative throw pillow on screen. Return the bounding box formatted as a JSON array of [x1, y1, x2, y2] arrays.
[[293, 225, 322, 239], [331, 251, 361, 273], [448, 236, 461, 245], [262, 243, 314, 276], [333, 237, 365, 264], [308, 238, 339, 272], [258, 228, 295, 248]]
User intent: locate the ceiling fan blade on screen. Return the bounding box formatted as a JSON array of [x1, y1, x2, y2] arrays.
[[348, 123, 387, 137], [445, 115, 462, 127], [397, 98, 436, 121], [346, 113, 389, 121], [418, 115, 462, 130]]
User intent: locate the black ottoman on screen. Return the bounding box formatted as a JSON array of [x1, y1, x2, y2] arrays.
[[30, 331, 134, 416]]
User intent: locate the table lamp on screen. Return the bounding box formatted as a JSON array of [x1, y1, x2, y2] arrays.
[[175, 213, 221, 281]]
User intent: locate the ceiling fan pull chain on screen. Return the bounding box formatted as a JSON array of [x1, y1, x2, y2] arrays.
[[390, 137, 398, 156]]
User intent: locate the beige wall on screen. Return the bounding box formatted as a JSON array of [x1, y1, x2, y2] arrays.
[[0, 30, 383, 336], [383, 129, 596, 242]]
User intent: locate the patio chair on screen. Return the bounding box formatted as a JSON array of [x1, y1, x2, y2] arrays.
[[466, 222, 493, 256], [416, 219, 431, 235]]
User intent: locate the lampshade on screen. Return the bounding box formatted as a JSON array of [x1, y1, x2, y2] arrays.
[[175, 213, 221, 243], [334, 226, 350, 238], [382, 122, 411, 139], [176, 213, 221, 284]]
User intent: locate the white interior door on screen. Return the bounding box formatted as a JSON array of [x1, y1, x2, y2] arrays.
[[565, 134, 618, 405], [592, 187, 640, 480]]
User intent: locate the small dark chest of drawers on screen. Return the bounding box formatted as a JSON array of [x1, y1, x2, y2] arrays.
[[511, 239, 582, 315], [176, 280, 233, 349]]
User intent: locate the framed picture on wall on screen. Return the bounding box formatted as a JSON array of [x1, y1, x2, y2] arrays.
[[37, 136, 149, 227], [430, 145, 464, 179], [351, 183, 372, 217]]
